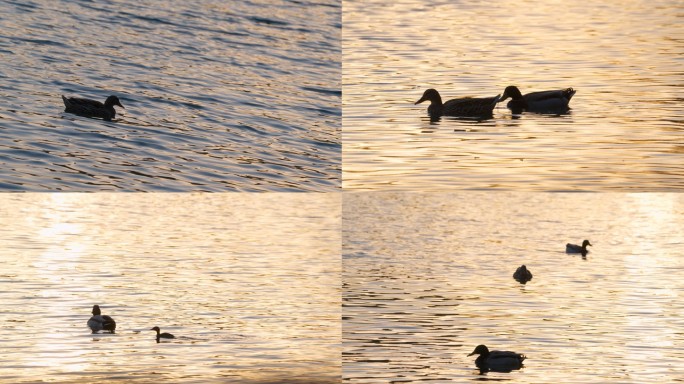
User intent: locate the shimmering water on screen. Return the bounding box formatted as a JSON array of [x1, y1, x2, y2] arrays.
[[0, 0, 340, 191], [0, 194, 340, 383], [343, 193, 684, 383], [343, 0, 684, 191]]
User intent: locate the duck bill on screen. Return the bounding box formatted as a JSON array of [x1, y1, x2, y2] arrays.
[[117, 102, 125, 109], [415, 96, 427, 105], [467, 352, 476, 356]]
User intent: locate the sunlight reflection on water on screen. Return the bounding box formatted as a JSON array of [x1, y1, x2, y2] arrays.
[[0, 194, 340, 383], [343, 192, 684, 383], [343, 0, 684, 191]]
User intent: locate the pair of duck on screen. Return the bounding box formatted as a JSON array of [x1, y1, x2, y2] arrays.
[[87, 305, 175, 342], [415, 86, 576, 118], [512, 240, 592, 284]]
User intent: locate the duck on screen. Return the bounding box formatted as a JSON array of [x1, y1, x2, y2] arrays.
[[87, 305, 116, 334], [566, 239, 592, 255], [415, 88, 501, 118], [151, 326, 175, 342], [468, 344, 525, 372], [62, 95, 124, 121], [499, 85, 575, 114], [513, 265, 533, 283]]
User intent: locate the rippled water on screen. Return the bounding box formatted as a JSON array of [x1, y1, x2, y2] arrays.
[[343, 0, 684, 191], [0, 0, 340, 191], [343, 193, 684, 383], [0, 194, 340, 383]]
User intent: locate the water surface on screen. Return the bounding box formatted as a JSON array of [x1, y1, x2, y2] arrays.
[[0, 194, 340, 383], [343, 192, 684, 383], [343, 0, 684, 191], [0, 0, 340, 191]]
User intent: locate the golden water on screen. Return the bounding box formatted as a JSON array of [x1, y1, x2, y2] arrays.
[[343, 193, 684, 382], [343, 0, 684, 191], [0, 194, 340, 383]]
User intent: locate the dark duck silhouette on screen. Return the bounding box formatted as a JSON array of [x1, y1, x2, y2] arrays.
[[499, 85, 575, 114], [513, 265, 533, 283], [87, 305, 116, 334], [151, 326, 175, 342], [62, 95, 124, 121], [468, 344, 526, 372], [415, 88, 500, 119], [566, 239, 592, 256]]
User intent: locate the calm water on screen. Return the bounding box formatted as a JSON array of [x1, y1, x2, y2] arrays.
[[343, 193, 684, 383], [343, 0, 684, 191], [0, 0, 340, 191], [0, 194, 340, 383]]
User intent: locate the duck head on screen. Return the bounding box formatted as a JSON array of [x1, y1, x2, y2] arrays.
[[500, 86, 523, 102], [468, 344, 489, 356], [92, 305, 101, 316], [415, 89, 442, 105], [151, 326, 161, 332], [104, 95, 125, 109], [582, 240, 592, 248]]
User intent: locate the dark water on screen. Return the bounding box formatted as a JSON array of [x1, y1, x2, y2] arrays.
[[0, 0, 340, 191]]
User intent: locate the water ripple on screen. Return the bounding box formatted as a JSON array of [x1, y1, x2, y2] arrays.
[[0, 0, 340, 191], [343, 0, 684, 191]]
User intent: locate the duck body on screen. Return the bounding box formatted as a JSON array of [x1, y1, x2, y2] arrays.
[[151, 326, 175, 342], [500, 86, 575, 114], [87, 305, 116, 334], [566, 239, 592, 255], [62, 95, 124, 121], [513, 265, 533, 283], [468, 344, 525, 372], [415, 89, 500, 118]]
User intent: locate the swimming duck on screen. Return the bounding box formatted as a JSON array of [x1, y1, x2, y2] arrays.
[[468, 344, 525, 372], [87, 305, 116, 334], [566, 240, 592, 255], [415, 89, 501, 118], [499, 85, 575, 113], [513, 265, 533, 283], [151, 326, 175, 342], [62, 95, 124, 121]]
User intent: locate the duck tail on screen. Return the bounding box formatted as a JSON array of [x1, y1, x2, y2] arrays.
[[564, 88, 576, 101]]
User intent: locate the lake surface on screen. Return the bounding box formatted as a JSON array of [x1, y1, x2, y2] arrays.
[[343, 192, 684, 383], [0, 0, 340, 191], [343, 0, 684, 191], [0, 194, 340, 383]]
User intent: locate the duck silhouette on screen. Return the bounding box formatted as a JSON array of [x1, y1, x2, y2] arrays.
[[151, 326, 175, 343], [500, 85, 575, 114], [566, 239, 592, 256], [468, 344, 525, 372], [415, 88, 500, 119], [62, 95, 124, 121], [513, 265, 533, 283]]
